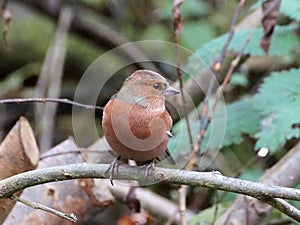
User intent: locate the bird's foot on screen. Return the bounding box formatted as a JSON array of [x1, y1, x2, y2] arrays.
[[140, 161, 155, 178], [105, 156, 121, 185]]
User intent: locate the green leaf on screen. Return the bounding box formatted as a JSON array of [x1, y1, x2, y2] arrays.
[[168, 116, 199, 159], [168, 102, 226, 160], [251, 0, 300, 21], [171, 67, 300, 155], [187, 25, 299, 70], [209, 98, 260, 148], [239, 168, 263, 182], [254, 68, 300, 152], [157, 0, 210, 20], [169, 97, 260, 158], [230, 73, 249, 87], [280, 0, 300, 21], [189, 203, 230, 225]]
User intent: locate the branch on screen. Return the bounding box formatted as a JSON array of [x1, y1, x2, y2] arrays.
[[213, 0, 246, 68], [212, 34, 252, 112], [172, 0, 194, 152], [261, 197, 300, 222], [10, 195, 78, 223], [106, 180, 195, 223], [35, 4, 73, 150], [216, 141, 300, 224], [0, 164, 300, 202], [185, 0, 247, 170], [20, 0, 158, 71], [0, 98, 103, 110]]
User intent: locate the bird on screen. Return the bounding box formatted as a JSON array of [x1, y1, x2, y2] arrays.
[[102, 70, 179, 182]]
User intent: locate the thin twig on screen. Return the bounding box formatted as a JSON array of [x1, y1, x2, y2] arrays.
[[185, 0, 247, 170], [178, 185, 187, 225], [261, 0, 282, 20], [218, 141, 300, 224], [0, 98, 103, 110], [10, 195, 78, 223], [173, 0, 194, 151], [39, 149, 109, 160], [215, 0, 246, 67], [211, 34, 252, 112], [262, 197, 300, 222], [211, 190, 220, 225], [172, 4, 193, 222]]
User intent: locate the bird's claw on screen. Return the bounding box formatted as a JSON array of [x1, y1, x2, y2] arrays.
[[140, 161, 155, 178], [105, 156, 121, 185]]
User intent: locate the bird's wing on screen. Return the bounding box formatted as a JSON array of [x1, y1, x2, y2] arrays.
[[156, 148, 176, 165], [167, 130, 174, 137]]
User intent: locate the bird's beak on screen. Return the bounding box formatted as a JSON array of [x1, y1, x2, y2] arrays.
[[164, 86, 180, 96]]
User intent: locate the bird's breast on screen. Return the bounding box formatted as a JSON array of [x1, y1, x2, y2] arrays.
[[102, 98, 172, 161], [105, 98, 171, 139]]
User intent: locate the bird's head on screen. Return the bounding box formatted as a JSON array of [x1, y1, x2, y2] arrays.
[[118, 70, 180, 105]]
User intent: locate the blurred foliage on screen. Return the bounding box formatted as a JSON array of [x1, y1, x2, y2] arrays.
[[254, 0, 300, 21], [0, 0, 300, 224], [189, 202, 229, 225], [213, 97, 260, 147], [187, 24, 298, 69], [280, 0, 300, 21], [0, 5, 53, 75]]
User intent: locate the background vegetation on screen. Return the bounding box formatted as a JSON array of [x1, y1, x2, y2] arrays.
[[0, 0, 300, 224]]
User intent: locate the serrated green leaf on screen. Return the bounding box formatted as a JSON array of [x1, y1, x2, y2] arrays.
[[187, 25, 299, 70], [254, 68, 300, 152], [169, 97, 260, 158]]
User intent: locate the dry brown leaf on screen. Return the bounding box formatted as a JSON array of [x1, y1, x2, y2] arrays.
[[173, 0, 184, 35], [260, 0, 282, 53]]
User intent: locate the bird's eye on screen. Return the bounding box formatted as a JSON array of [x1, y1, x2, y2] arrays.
[[153, 83, 160, 89]]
